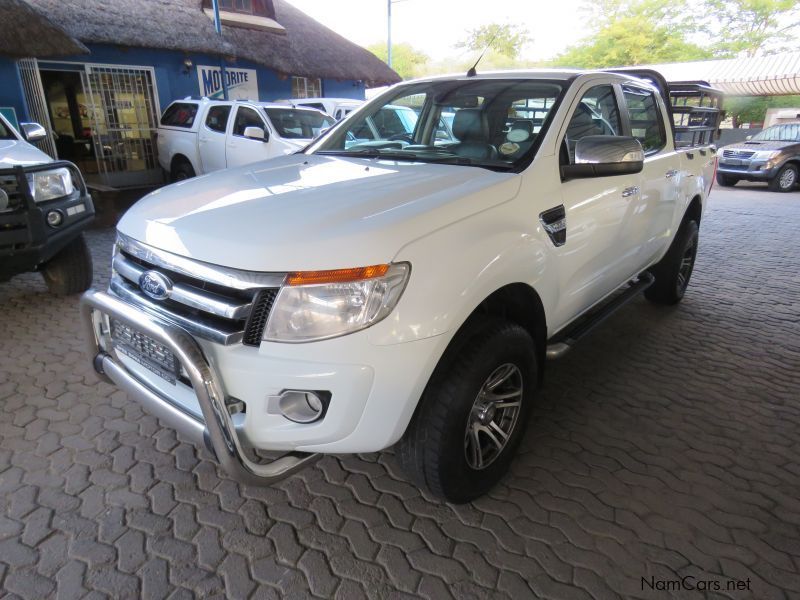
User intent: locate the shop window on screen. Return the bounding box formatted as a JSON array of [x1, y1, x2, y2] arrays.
[[203, 0, 276, 18], [292, 77, 322, 99]]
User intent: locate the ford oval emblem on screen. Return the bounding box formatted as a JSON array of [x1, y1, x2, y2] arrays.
[[139, 270, 172, 301]]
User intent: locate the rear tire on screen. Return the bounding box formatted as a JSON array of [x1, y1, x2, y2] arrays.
[[715, 173, 738, 187], [398, 319, 537, 503], [645, 220, 699, 305], [41, 234, 93, 295], [171, 160, 195, 182], [768, 164, 797, 192]]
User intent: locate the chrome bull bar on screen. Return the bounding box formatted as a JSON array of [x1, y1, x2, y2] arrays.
[[80, 289, 320, 485]]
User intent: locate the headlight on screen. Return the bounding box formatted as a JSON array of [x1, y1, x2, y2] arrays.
[[752, 150, 781, 160], [264, 263, 410, 342], [26, 168, 74, 202]]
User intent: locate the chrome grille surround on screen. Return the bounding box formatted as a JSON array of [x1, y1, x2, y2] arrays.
[[722, 149, 756, 159], [111, 233, 285, 346]]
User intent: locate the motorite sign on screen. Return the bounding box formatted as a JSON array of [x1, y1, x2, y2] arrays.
[[197, 65, 258, 100]]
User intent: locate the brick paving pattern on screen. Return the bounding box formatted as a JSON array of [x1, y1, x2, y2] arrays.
[[1, 184, 799, 599]]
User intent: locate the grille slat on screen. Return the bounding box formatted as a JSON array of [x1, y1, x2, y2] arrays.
[[722, 149, 755, 159]]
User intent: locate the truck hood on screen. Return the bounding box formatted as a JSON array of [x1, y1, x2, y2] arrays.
[[118, 154, 520, 271], [723, 140, 797, 152], [0, 139, 53, 168]]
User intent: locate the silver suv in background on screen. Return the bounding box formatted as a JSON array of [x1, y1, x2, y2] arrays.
[[717, 123, 800, 192]]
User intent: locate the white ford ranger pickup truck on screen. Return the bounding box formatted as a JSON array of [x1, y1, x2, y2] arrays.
[[81, 70, 722, 502]]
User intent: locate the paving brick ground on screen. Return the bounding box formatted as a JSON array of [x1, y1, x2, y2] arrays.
[[1, 183, 799, 599]]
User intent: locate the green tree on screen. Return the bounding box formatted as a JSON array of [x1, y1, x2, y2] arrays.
[[456, 23, 531, 60], [552, 0, 710, 68], [725, 95, 800, 127], [367, 42, 429, 80], [704, 0, 800, 57]]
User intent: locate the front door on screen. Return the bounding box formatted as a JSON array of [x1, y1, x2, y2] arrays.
[[553, 82, 641, 327], [226, 105, 271, 168]]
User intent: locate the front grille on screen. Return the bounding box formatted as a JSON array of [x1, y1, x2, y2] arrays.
[[113, 247, 281, 346], [0, 175, 23, 212], [243, 289, 278, 345], [722, 149, 755, 159]]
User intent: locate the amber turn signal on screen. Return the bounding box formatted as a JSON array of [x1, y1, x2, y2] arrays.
[[286, 264, 390, 286]]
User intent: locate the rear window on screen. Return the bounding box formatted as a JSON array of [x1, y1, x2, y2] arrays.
[[264, 108, 335, 139], [160, 102, 199, 128]]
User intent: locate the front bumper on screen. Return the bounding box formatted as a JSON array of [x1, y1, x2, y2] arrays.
[[80, 289, 320, 486], [0, 161, 94, 278], [717, 160, 781, 180]]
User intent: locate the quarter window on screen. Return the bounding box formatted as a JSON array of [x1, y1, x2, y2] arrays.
[[232, 106, 265, 137], [623, 86, 666, 153], [205, 105, 231, 133]]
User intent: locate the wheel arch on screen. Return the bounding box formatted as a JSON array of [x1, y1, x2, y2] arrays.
[[685, 194, 703, 226]]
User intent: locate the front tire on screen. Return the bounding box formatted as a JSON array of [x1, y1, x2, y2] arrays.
[[41, 234, 93, 295], [645, 220, 699, 305], [768, 164, 797, 192], [716, 173, 738, 187], [398, 319, 537, 503]]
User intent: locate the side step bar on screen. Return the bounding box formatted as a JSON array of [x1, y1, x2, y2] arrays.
[[546, 272, 655, 360]]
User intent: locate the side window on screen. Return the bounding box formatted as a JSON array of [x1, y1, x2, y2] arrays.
[[563, 85, 621, 163], [160, 103, 198, 128], [622, 86, 666, 153], [232, 106, 265, 137], [205, 105, 231, 133]]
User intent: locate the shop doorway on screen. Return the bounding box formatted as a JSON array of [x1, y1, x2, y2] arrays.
[[35, 61, 162, 188]]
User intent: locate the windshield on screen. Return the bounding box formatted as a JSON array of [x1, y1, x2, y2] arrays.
[[264, 108, 335, 139], [307, 79, 565, 170], [751, 124, 800, 142]]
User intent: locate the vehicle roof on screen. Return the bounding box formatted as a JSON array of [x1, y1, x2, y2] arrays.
[[400, 69, 650, 85], [171, 97, 328, 113]]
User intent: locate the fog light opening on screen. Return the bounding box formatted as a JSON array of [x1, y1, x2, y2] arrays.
[[46, 209, 64, 227], [278, 390, 328, 424]]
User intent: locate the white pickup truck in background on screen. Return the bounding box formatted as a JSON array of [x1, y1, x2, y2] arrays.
[[285, 97, 363, 121], [83, 69, 722, 502], [156, 98, 335, 180]]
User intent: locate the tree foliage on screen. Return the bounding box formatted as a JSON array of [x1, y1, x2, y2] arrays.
[[704, 0, 800, 57], [367, 42, 429, 80], [725, 95, 800, 126], [455, 23, 531, 59]]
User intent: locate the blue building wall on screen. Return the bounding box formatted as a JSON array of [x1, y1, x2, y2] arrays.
[[0, 60, 29, 123], [0, 43, 367, 122]]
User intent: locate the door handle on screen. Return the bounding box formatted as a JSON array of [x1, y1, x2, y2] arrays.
[[665, 169, 679, 178], [622, 186, 639, 198]]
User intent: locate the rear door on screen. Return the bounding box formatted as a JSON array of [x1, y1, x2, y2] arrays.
[[198, 104, 232, 173], [226, 105, 272, 168], [620, 84, 681, 266]]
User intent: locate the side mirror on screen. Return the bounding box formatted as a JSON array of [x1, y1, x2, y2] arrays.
[[745, 135, 752, 141], [20, 122, 47, 143], [243, 126, 268, 142], [561, 135, 644, 180]]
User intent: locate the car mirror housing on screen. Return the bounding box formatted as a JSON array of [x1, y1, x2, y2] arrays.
[[561, 135, 644, 180], [20, 122, 47, 143], [244, 126, 268, 142]]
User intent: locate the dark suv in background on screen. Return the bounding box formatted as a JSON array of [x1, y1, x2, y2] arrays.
[[717, 123, 800, 192]]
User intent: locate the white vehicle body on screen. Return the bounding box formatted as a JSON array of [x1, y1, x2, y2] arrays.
[[287, 97, 363, 120], [156, 98, 334, 179], [82, 70, 719, 498]]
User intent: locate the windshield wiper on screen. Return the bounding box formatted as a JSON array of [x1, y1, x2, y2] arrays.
[[317, 149, 419, 160]]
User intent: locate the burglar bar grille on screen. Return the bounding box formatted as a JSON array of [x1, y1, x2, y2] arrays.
[[17, 58, 58, 158]]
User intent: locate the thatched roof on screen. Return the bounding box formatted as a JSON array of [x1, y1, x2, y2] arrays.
[[0, 0, 89, 58], [25, 0, 400, 86]]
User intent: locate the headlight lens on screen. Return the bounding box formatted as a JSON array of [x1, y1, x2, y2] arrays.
[[26, 168, 74, 202], [753, 150, 781, 160], [264, 263, 410, 342]]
